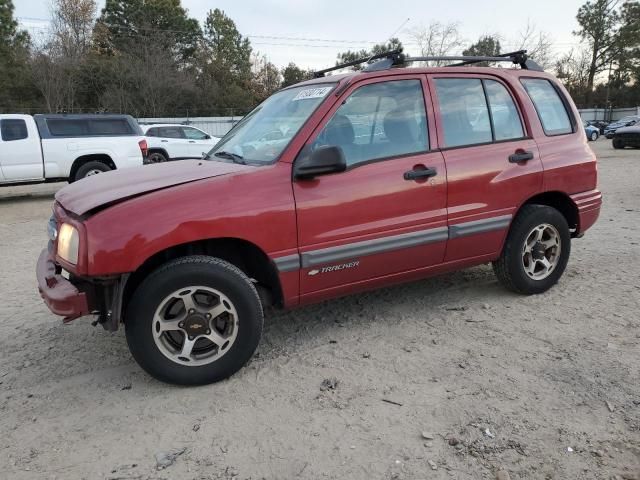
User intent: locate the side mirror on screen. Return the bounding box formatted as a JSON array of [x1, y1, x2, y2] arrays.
[[204, 134, 211, 139], [294, 145, 347, 180]]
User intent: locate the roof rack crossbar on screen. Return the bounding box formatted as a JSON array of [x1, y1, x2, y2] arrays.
[[312, 49, 543, 78], [313, 49, 403, 78]]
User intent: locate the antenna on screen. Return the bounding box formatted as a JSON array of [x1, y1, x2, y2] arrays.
[[365, 17, 410, 64]]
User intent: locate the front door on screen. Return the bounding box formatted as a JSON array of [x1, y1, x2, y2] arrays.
[[428, 74, 543, 262], [292, 76, 448, 300], [0, 117, 43, 181]]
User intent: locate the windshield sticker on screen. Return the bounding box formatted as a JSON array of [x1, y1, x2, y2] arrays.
[[292, 87, 333, 101]]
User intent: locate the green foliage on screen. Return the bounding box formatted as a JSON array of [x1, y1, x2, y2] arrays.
[[336, 38, 403, 71], [0, 0, 39, 111], [463, 35, 501, 58], [282, 62, 312, 87]]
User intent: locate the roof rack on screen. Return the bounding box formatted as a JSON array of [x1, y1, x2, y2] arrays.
[[312, 49, 543, 77], [313, 50, 404, 78]]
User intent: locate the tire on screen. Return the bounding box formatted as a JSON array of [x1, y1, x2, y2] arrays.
[[147, 151, 168, 163], [590, 131, 598, 141], [492, 205, 570, 295], [612, 138, 624, 149], [74, 161, 111, 181], [125, 255, 263, 385]]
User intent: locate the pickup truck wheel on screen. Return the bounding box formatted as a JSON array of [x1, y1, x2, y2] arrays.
[[125, 255, 263, 385], [74, 161, 111, 181], [492, 205, 570, 295], [147, 151, 168, 163]]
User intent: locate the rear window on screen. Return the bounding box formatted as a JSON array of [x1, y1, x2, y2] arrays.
[[1, 119, 28, 141], [46, 118, 133, 137], [521, 79, 573, 136]]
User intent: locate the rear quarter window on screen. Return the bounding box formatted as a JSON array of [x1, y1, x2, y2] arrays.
[[521, 78, 573, 136], [1, 119, 28, 141]]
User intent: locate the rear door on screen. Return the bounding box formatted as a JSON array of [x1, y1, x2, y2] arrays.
[[0, 116, 43, 181], [428, 74, 543, 262], [157, 126, 190, 159], [292, 76, 448, 301]]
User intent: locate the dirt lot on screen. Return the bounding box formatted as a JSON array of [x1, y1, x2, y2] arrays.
[[0, 139, 638, 480]]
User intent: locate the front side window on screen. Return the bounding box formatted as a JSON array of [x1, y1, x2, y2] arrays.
[[183, 127, 208, 140], [435, 78, 492, 147], [521, 78, 573, 135], [1, 119, 28, 141], [209, 83, 336, 164], [311, 79, 428, 167]]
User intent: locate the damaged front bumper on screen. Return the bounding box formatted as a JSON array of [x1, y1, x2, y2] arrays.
[[36, 248, 128, 331]]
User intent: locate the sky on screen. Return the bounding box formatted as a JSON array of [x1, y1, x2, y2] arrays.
[[15, 0, 587, 70]]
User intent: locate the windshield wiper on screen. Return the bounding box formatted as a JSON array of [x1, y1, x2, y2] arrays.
[[214, 151, 246, 165]]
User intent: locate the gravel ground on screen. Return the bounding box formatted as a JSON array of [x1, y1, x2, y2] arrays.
[[0, 139, 638, 480]]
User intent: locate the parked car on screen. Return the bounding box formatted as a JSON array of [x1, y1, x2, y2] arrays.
[[612, 125, 640, 149], [0, 114, 146, 185], [583, 120, 600, 141], [587, 120, 608, 135], [141, 124, 220, 163], [38, 51, 601, 385], [604, 116, 640, 138]]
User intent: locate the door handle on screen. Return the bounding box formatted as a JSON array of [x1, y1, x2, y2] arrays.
[[188, 140, 196, 143], [161, 139, 168, 142], [403, 167, 437, 181], [509, 150, 534, 163]]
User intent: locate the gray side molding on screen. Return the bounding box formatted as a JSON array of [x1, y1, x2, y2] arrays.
[[449, 214, 512, 239], [273, 254, 301, 273], [300, 227, 448, 268]]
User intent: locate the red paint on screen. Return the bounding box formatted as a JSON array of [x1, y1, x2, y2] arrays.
[[39, 66, 602, 320]]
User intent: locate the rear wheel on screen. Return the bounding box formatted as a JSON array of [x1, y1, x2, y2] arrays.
[[147, 151, 168, 163], [493, 205, 570, 295], [125, 255, 263, 385], [74, 161, 111, 181], [590, 131, 599, 141]]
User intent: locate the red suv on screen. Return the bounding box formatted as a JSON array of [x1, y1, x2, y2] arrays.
[[37, 51, 602, 385]]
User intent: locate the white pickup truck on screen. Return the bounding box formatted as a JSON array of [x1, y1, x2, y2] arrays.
[[0, 114, 147, 185]]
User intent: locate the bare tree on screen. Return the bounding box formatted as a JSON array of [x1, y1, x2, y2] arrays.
[[408, 21, 464, 65], [30, 0, 96, 112], [554, 48, 592, 105], [516, 21, 555, 69]]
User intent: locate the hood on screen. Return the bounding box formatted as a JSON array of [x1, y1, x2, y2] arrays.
[[56, 160, 253, 215], [616, 125, 640, 134]]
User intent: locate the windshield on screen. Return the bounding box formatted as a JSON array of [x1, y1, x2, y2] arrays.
[[207, 83, 336, 164]]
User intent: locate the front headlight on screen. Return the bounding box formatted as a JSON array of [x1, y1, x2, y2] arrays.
[[57, 223, 80, 265]]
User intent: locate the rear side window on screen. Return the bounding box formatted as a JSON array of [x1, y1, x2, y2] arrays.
[[146, 127, 158, 137], [1, 119, 28, 141], [47, 119, 88, 136], [46, 118, 133, 137], [158, 127, 184, 139], [521, 78, 573, 135], [89, 119, 132, 135], [484, 80, 525, 141], [434, 78, 492, 147]]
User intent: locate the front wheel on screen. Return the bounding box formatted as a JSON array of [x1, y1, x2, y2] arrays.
[[125, 255, 263, 385], [612, 138, 624, 149], [590, 131, 599, 141], [493, 205, 570, 295]]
